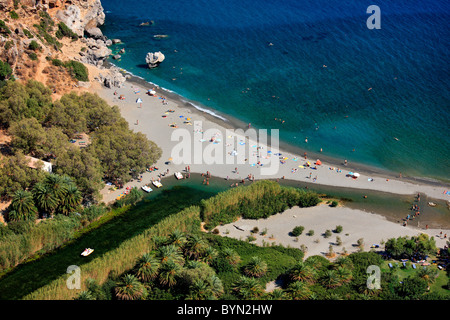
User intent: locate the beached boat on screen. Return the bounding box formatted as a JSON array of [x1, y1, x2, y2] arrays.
[[141, 185, 153, 193], [174, 172, 183, 180], [81, 248, 94, 256], [152, 180, 163, 188], [428, 202, 437, 207]]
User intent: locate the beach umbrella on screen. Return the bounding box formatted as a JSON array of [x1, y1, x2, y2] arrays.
[[353, 173, 360, 178], [136, 98, 143, 103], [149, 90, 156, 95], [316, 159, 322, 165]]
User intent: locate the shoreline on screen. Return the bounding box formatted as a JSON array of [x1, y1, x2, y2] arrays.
[[104, 62, 450, 189], [90, 65, 450, 204]]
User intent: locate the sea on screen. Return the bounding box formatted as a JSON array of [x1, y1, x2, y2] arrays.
[[99, 0, 450, 183]]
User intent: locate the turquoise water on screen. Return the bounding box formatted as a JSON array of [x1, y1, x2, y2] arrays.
[[99, 0, 450, 182]]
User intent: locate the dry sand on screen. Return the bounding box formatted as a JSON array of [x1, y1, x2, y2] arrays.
[[214, 203, 450, 260]]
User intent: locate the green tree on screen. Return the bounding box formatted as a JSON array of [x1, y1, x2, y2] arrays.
[[0, 60, 12, 80], [114, 274, 146, 300], [158, 260, 182, 287], [134, 253, 160, 283], [232, 276, 264, 299], [32, 182, 58, 215], [8, 190, 38, 222], [58, 184, 82, 215], [184, 234, 208, 260], [286, 281, 312, 300], [243, 256, 268, 278], [288, 261, 316, 284], [156, 244, 185, 266]]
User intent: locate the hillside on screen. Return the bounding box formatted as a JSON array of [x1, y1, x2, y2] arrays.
[[0, 0, 123, 99]]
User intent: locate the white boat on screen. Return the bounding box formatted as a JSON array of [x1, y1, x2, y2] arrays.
[[81, 248, 94, 256], [174, 172, 183, 180], [141, 185, 153, 193], [428, 202, 436, 207], [152, 180, 163, 188]]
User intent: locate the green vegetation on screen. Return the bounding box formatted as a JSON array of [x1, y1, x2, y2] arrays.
[[28, 40, 40, 51], [63, 60, 88, 82], [201, 180, 321, 229], [9, 10, 19, 20], [291, 226, 304, 237], [0, 20, 11, 36], [384, 234, 438, 260], [28, 52, 38, 61], [0, 60, 12, 81], [0, 80, 161, 206], [55, 22, 78, 41]]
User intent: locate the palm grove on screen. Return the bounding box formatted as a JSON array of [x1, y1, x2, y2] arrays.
[[0, 79, 161, 222]]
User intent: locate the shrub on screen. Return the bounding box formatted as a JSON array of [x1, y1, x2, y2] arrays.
[[291, 226, 304, 237], [64, 60, 88, 81], [28, 40, 40, 51], [307, 230, 314, 236], [335, 225, 343, 233], [51, 59, 64, 67], [23, 29, 33, 38], [324, 230, 332, 238], [9, 11, 19, 20], [0, 20, 11, 36], [330, 200, 338, 207], [28, 52, 38, 61]]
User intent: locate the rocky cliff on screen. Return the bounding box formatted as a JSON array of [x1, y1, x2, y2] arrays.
[[0, 0, 125, 96]]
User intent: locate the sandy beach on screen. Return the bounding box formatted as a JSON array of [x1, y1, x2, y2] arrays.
[[90, 77, 450, 207], [214, 203, 450, 259]]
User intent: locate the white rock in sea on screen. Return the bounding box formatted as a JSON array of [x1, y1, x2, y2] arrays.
[[145, 51, 165, 68]]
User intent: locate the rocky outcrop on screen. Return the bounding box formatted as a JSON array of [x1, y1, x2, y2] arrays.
[[145, 51, 165, 68], [78, 37, 112, 67], [96, 66, 126, 88], [55, 0, 105, 37]]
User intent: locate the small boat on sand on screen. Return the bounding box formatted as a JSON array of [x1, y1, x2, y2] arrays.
[[174, 172, 183, 180], [81, 248, 94, 256], [152, 180, 163, 188], [428, 202, 437, 207]]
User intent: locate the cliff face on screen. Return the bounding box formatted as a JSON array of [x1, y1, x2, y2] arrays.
[[0, 0, 122, 97]]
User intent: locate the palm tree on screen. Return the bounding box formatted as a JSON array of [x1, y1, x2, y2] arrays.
[[187, 279, 213, 300], [74, 291, 95, 300], [209, 275, 224, 298], [289, 261, 316, 284], [9, 190, 38, 221], [201, 246, 218, 265], [222, 248, 241, 266], [32, 182, 58, 215], [134, 253, 160, 282], [321, 269, 342, 289], [232, 276, 264, 299], [243, 256, 268, 278], [416, 267, 437, 285], [58, 185, 82, 215], [156, 244, 185, 265], [184, 234, 207, 260], [158, 260, 182, 287], [333, 256, 354, 271], [114, 274, 146, 300], [44, 174, 68, 200], [286, 281, 312, 300], [168, 229, 187, 248], [335, 266, 353, 285], [267, 288, 288, 300]]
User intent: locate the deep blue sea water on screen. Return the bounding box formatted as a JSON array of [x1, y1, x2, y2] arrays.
[[99, 0, 450, 182]]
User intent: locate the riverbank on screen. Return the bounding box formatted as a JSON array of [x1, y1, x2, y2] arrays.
[[214, 203, 450, 259]]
